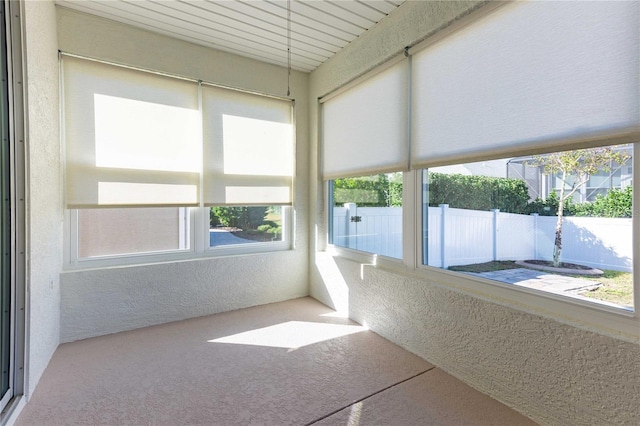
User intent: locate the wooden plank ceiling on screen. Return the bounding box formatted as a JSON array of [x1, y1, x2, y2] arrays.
[[55, 0, 407, 72]]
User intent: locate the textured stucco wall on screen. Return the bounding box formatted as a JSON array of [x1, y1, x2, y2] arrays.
[[61, 252, 307, 342], [22, 0, 62, 397], [57, 7, 309, 342], [309, 1, 640, 425], [340, 259, 640, 425]]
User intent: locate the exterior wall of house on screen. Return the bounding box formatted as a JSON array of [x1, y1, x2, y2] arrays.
[[22, 0, 62, 397], [309, 1, 639, 424], [56, 7, 310, 342], [508, 145, 634, 203]]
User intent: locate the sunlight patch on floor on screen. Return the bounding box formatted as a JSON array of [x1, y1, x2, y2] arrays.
[[208, 321, 366, 349], [319, 311, 350, 319], [347, 401, 363, 426]]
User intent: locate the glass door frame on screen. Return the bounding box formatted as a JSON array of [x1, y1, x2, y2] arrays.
[[0, 0, 26, 417]]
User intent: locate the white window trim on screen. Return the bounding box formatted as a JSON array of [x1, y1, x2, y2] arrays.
[[204, 205, 293, 256], [325, 151, 639, 344], [64, 206, 293, 270]]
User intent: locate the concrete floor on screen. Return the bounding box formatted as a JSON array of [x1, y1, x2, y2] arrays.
[[16, 297, 536, 425]]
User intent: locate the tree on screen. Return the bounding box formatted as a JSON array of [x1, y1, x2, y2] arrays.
[[528, 147, 630, 267]]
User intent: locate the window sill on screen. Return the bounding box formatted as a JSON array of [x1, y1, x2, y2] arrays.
[[1, 395, 26, 426], [64, 241, 293, 271], [397, 263, 638, 343], [326, 246, 639, 344]]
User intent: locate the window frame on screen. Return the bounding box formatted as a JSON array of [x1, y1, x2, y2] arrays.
[[0, 0, 26, 418], [204, 205, 293, 256], [64, 206, 293, 270], [60, 54, 297, 270], [325, 171, 415, 270], [327, 173, 405, 261], [325, 143, 639, 342]]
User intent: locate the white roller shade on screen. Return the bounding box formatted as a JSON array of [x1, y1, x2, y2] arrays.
[[322, 60, 409, 179], [411, 1, 640, 167], [63, 56, 201, 208], [202, 85, 294, 206]]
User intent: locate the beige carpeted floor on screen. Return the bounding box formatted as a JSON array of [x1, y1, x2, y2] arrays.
[[16, 297, 535, 425]]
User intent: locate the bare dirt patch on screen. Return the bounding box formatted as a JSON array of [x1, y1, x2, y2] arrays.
[[516, 260, 603, 276]]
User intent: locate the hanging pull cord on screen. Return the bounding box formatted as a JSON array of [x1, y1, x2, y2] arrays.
[[287, 0, 291, 97]]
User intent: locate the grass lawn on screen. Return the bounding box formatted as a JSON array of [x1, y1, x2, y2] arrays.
[[449, 261, 633, 308], [449, 261, 521, 273], [576, 270, 633, 307]]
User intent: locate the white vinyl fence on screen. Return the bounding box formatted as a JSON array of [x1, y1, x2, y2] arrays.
[[332, 204, 632, 272], [333, 203, 402, 259]]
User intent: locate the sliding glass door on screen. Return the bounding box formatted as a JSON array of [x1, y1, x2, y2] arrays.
[[0, 0, 25, 413], [0, 0, 13, 406]]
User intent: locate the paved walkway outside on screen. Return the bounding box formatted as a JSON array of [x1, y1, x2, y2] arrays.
[[209, 229, 253, 246], [471, 268, 600, 294]]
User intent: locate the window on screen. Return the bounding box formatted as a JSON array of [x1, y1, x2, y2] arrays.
[[69, 204, 294, 265], [69, 205, 291, 266], [422, 144, 634, 311], [76, 207, 189, 258], [321, 1, 639, 338], [209, 206, 287, 248], [329, 173, 402, 259], [321, 60, 408, 260], [62, 55, 295, 267], [63, 56, 201, 209]]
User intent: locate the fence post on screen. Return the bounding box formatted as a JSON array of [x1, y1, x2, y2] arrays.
[[440, 204, 449, 268], [530, 213, 538, 259], [344, 203, 357, 250], [491, 209, 500, 261]]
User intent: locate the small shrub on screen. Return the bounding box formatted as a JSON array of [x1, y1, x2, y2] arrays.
[[525, 192, 576, 216], [257, 224, 272, 233], [257, 223, 282, 235], [211, 206, 268, 229], [572, 186, 632, 218]]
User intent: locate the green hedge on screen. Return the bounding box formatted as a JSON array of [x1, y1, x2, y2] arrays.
[[427, 172, 530, 213], [333, 173, 632, 218], [333, 174, 402, 207], [334, 172, 529, 212]]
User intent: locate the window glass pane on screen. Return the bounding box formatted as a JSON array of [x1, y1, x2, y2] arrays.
[[78, 207, 189, 258], [422, 144, 633, 310], [330, 173, 402, 259], [209, 206, 286, 247]]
